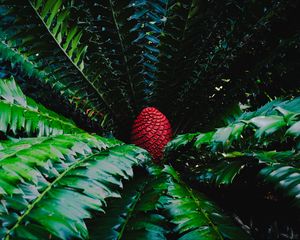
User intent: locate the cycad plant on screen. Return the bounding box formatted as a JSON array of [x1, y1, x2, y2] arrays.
[[0, 0, 299, 239]]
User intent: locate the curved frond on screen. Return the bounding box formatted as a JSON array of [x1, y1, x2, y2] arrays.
[[76, 0, 168, 112], [0, 40, 103, 133], [0, 0, 116, 131], [89, 168, 169, 240], [164, 97, 300, 209], [162, 165, 251, 240], [75, 0, 136, 114], [189, 150, 298, 186], [157, 1, 299, 133], [88, 164, 250, 240], [29, 0, 87, 71], [166, 97, 300, 154], [153, 0, 204, 109], [0, 76, 82, 137], [259, 163, 300, 208], [0, 133, 149, 239]]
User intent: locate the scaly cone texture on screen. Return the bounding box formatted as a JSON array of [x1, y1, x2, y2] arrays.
[[131, 107, 172, 162]]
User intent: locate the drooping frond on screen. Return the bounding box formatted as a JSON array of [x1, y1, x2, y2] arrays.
[[74, 0, 168, 123], [162, 165, 251, 240], [154, 0, 299, 133], [0, 40, 105, 134], [0, 76, 82, 137], [166, 97, 300, 154], [188, 150, 298, 185], [130, 0, 168, 104], [152, 0, 204, 110], [0, 133, 149, 239], [0, 0, 116, 131], [88, 167, 169, 239], [88, 164, 251, 240], [164, 97, 300, 208], [259, 163, 300, 208]]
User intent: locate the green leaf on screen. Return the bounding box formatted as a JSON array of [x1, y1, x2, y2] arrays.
[[286, 121, 300, 138], [0, 76, 82, 137], [1, 134, 149, 239], [194, 132, 214, 148], [259, 164, 300, 208], [162, 165, 252, 240], [165, 132, 199, 152], [247, 115, 286, 138], [0, 1, 116, 131], [214, 161, 247, 185], [88, 168, 168, 240]]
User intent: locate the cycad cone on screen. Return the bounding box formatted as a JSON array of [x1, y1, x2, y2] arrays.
[[131, 107, 172, 162]]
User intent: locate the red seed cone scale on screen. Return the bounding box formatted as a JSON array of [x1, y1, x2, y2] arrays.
[[131, 107, 172, 162]]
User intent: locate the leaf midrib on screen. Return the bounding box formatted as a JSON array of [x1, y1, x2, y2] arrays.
[[5, 151, 102, 239], [0, 99, 81, 133], [117, 180, 148, 240], [27, 0, 116, 118], [108, 0, 136, 111], [177, 175, 224, 239], [0, 136, 50, 162]]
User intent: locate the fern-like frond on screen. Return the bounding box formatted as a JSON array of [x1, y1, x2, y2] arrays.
[[89, 164, 251, 240], [130, 0, 168, 105], [260, 163, 300, 208], [0, 133, 149, 239], [0, 0, 116, 131], [30, 0, 87, 70], [159, 1, 298, 133], [0, 76, 82, 137], [188, 150, 298, 185], [88, 167, 169, 239], [0, 40, 104, 133], [153, 0, 204, 109], [76, 0, 168, 112], [67, 0, 140, 138], [164, 97, 300, 210], [166, 97, 300, 154], [162, 165, 251, 239], [74, 1, 132, 114]]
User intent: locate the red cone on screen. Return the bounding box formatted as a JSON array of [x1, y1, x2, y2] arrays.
[[131, 107, 172, 162]]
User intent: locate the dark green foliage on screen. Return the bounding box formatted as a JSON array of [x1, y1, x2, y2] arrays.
[[130, 0, 168, 104], [73, 0, 137, 126], [0, 76, 82, 137], [88, 164, 251, 240], [0, 133, 149, 239], [153, 0, 206, 112], [165, 97, 300, 208], [162, 165, 252, 240], [165, 97, 300, 238], [0, 36, 102, 135], [1, 0, 298, 137], [166, 98, 300, 205], [0, 0, 299, 239], [259, 162, 300, 208], [166, 97, 300, 153], [89, 168, 169, 240], [74, 0, 168, 138], [156, 0, 300, 133], [0, 0, 113, 132]]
